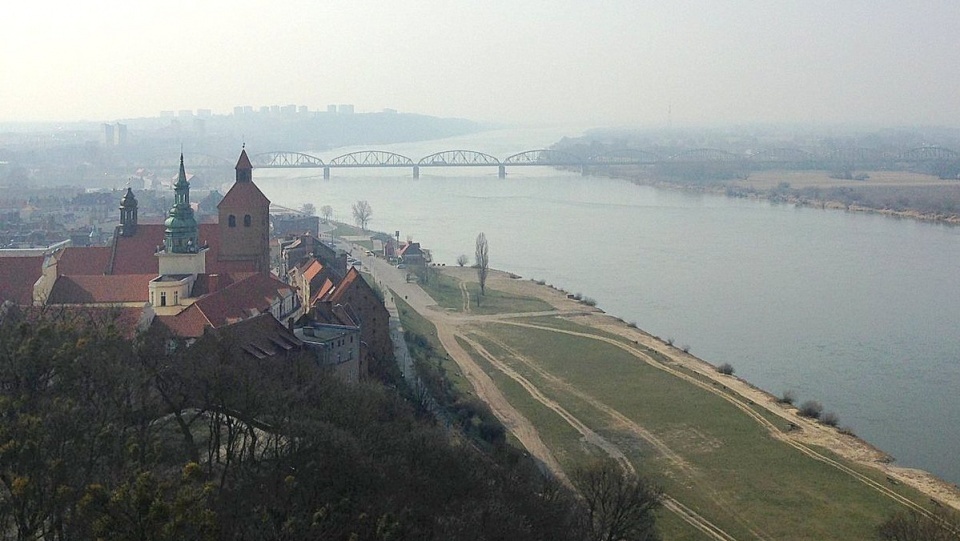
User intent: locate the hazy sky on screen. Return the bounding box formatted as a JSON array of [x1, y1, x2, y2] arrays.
[[3, 1, 959, 127]]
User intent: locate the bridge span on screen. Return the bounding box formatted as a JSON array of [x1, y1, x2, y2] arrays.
[[151, 146, 960, 179], [247, 148, 595, 179]]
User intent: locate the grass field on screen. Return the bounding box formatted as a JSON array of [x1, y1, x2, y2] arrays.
[[393, 268, 946, 540], [462, 321, 930, 540], [419, 269, 555, 315]]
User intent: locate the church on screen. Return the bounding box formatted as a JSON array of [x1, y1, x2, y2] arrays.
[[1, 148, 390, 381], [25, 149, 302, 339]]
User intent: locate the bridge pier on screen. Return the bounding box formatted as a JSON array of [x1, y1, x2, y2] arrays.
[[323, 166, 330, 180], [498, 165, 506, 179], [413, 165, 420, 179]]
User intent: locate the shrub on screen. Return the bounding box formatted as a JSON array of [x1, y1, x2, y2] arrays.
[[838, 426, 856, 437], [798, 400, 823, 419], [681, 344, 690, 353], [666, 337, 674, 346], [627, 321, 638, 328], [821, 411, 840, 427], [777, 390, 797, 405], [717, 363, 735, 376], [582, 297, 597, 306], [572, 292, 582, 301]]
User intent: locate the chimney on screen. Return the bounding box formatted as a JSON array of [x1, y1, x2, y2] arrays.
[[208, 274, 220, 293]]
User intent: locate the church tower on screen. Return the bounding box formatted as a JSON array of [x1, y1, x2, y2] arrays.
[[218, 148, 271, 272], [118, 187, 138, 237], [163, 154, 200, 253], [156, 154, 207, 276]]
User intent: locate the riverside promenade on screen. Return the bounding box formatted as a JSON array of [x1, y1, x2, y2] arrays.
[[344, 240, 443, 415]]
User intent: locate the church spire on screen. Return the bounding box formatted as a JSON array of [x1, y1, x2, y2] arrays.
[[163, 153, 199, 253], [235, 148, 253, 183], [119, 187, 138, 237]]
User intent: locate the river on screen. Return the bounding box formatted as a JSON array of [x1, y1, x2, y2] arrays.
[[253, 127, 960, 486]]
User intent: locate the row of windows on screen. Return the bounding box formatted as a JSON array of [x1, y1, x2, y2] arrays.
[[150, 290, 179, 307], [228, 214, 253, 227]]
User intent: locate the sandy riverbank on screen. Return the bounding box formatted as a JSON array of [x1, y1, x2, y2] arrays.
[[620, 170, 960, 224]]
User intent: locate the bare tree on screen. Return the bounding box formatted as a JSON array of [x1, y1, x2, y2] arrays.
[[572, 461, 662, 541], [319, 205, 333, 222], [352, 200, 373, 230], [456, 254, 468, 267], [475, 232, 489, 297], [300, 203, 316, 216]]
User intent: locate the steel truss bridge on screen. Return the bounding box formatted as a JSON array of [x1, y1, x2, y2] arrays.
[[153, 146, 960, 179]]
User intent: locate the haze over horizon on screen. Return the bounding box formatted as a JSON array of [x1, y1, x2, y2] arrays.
[[3, 0, 959, 128]]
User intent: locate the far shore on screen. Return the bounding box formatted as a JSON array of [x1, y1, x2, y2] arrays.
[[610, 169, 960, 225]]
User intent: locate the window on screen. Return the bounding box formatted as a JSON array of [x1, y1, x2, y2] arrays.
[[244, 214, 251, 227], [228, 215, 236, 227], [160, 292, 166, 307], [174, 291, 178, 305]]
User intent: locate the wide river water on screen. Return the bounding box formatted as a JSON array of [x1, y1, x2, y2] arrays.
[[254, 127, 960, 485]]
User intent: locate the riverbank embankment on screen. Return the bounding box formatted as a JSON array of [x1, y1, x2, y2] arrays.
[[613, 169, 960, 224]]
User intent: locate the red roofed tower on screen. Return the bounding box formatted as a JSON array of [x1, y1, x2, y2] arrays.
[[218, 148, 271, 273]]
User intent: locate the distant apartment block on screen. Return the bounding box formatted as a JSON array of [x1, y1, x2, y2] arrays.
[[114, 123, 127, 146], [327, 104, 337, 113], [196, 109, 212, 118], [338, 104, 355, 114], [101, 123, 127, 147], [101, 123, 114, 146]]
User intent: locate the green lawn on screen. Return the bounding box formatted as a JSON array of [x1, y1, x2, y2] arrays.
[[419, 271, 555, 315], [464, 321, 928, 541]]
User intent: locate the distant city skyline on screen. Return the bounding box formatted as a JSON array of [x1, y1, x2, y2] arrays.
[[3, 1, 960, 127]]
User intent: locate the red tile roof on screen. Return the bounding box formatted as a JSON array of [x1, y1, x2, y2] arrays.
[[326, 266, 362, 304], [218, 180, 270, 211], [235, 149, 253, 170], [0, 255, 43, 304], [311, 278, 335, 305], [109, 223, 258, 275], [57, 246, 112, 275], [156, 272, 295, 338], [211, 313, 303, 361], [154, 307, 212, 338], [47, 274, 153, 304], [301, 259, 324, 283], [190, 272, 255, 297]]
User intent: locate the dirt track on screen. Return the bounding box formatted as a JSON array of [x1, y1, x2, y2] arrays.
[[477, 268, 960, 512], [361, 253, 960, 538]]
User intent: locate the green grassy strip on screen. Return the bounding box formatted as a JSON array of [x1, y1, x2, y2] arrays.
[[479, 321, 914, 541], [418, 271, 556, 315]]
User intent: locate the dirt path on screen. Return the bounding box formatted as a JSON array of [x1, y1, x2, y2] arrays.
[[471, 329, 775, 541], [477, 269, 960, 511], [360, 254, 959, 537], [434, 318, 567, 483]]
